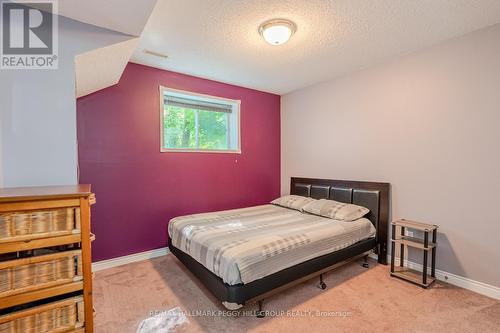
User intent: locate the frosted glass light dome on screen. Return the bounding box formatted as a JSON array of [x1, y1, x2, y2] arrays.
[[259, 19, 296, 45]]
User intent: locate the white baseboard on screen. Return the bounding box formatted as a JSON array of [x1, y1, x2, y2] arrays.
[[369, 253, 500, 300], [93, 248, 499, 301], [92, 247, 170, 272]]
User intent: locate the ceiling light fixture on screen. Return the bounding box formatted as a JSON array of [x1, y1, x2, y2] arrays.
[[259, 19, 296, 46]]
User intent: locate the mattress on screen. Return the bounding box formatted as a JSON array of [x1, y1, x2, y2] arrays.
[[168, 204, 376, 285]]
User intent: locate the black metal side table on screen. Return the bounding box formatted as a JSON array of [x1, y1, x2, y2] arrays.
[[390, 218, 438, 288]]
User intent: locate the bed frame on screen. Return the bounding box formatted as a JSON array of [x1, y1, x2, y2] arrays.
[[168, 177, 390, 316]]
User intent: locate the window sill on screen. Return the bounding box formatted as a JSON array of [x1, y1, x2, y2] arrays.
[[160, 148, 241, 154]]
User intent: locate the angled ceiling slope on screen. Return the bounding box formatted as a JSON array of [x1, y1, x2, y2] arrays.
[[58, 0, 158, 37], [55, 0, 159, 97], [131, 0, 500, 94], [75, 38, 140, 98]]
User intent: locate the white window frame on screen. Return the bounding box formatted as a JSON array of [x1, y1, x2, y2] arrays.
[[159, 86, 241, 154]]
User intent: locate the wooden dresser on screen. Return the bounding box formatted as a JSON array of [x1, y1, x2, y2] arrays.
[[0, 185, 95, 333]]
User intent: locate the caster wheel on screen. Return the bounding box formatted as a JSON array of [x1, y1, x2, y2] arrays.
[[362, 262, 369, 268], [256, 310, 266, 318], [319, 282, 327, 290]]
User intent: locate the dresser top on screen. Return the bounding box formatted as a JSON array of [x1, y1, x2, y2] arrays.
[[0, 184, 92, 203]]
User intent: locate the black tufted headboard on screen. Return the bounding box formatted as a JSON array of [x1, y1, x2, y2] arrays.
[[290, 177, 390, 264]]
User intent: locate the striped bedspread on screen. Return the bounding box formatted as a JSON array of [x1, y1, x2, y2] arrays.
[[168, 204, 375, 285]]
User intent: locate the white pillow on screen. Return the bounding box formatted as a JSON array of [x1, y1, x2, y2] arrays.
[[271, 195, 316, 211], [302, 199, 369, 221]]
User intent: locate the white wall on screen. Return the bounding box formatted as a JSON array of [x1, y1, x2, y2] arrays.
[[0, 15, 133, 187], [282, 24, 500, 287]]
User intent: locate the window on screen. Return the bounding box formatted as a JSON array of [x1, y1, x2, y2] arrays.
[[160, 87, 240, 153]]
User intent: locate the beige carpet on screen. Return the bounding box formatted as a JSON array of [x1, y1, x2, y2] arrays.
[[93, 255, 500, 333]]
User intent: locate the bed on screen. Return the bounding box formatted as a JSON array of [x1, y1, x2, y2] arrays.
[[168, 177, 390, 314]]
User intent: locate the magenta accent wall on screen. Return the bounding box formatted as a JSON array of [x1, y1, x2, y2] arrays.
[[77, 63, 281, 261]]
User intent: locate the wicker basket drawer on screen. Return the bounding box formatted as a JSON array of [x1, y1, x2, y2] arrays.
[[0, 250, 83, 298], [0, 296, 84, 333], [0, 208, 80, 243]]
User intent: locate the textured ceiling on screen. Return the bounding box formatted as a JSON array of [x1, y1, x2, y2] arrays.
[[131, 0, 500, 94]]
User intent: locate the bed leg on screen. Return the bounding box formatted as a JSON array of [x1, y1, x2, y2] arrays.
[[318, 273, 327, 290], [256, 300, 266, 318], [362, 255, 369, 268]]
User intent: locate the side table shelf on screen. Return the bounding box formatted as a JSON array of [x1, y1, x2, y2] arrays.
[[390, 218, 438, 288]]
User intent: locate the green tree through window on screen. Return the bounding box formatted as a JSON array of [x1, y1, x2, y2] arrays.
[[161, 89, 240, 152]]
